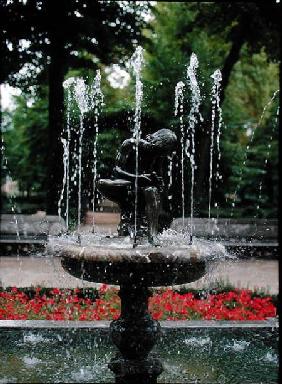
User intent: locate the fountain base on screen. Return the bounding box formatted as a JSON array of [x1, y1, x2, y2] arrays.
[[108, 283, 162, 383], [109, 354, 163, 384], [57, 238, 225, 383]]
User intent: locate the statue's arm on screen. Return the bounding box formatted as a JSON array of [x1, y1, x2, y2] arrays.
[[114, 166, 150, 181], [114, 137, 153, 185], [114, 166, 134, 180], [118, 138, 151, 153], [139, 139, 151, 150], [116, 139, 133, 166], [116, 137, 151, 168]]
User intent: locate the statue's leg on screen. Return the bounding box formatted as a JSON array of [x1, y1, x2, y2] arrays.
[[127, 189, 148, 243], [157, 185, 174, 232], [118, 208, 131, 236], [144, 187, 161, 245], [97, 179, 132, 236]]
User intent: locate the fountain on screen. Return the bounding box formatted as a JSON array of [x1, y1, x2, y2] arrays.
[[53, 47, 227, 383], [60, 235, 223, 384], [1, 42, 278, 383], [59, 136, 220, 382]]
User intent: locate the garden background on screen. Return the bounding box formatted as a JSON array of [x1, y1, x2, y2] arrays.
[[0, 1, 279, 222]]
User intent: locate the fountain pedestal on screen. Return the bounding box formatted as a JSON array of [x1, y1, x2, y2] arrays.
[[109, 283, 162, 383], [59, 242, 219, 383]]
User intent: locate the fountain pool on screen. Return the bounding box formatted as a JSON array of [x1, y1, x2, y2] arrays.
[[0, 322, 278, 383]]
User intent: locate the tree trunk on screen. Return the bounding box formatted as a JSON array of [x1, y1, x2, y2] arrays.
[[0, 86, 3, 216], [46, 39, 65, 214], [194, 23, 247, 213], [46, 2, 67, 214], [219, 27, 247, 105]]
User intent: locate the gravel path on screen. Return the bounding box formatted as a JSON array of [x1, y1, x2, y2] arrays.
[[0, 256, 278, 294], [0, 214, 278, 294]]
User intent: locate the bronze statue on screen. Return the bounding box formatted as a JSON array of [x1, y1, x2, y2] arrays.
[[97, 129, 177, 244]]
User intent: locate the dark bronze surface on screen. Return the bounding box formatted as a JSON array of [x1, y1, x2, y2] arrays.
[[61, 256, 206, 286], [97, 129, 177, 242]]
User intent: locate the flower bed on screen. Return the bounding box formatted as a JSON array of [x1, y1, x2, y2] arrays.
[[0, 285, 276, 321]]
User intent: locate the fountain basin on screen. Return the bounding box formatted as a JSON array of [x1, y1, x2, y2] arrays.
[[52, 235, 228, 383], [0, 320, 278, 384], [60, 244, 207, 286]]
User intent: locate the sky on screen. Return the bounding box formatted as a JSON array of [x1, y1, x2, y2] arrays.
[[1, 84, 22, 111]]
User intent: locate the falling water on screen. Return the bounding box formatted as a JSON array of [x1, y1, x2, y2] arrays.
[[89, 70, 104, 232], [186, 53, 203, 242], [64, 79, 74, 229], [59, 77, 75, 228], [58, 138, 68, 220], [255, 104, 279, 218], [230, 89, 279, 217], [167, 151, 176, 202], [175, 81, 185, 227], [77, 116, 84, 228], [209, 69, 223, 219], [74, 78, 89, 227], [1, 136, 21, 261], [70, 125, 79, 219], [130, 46, 144, 246], [167, 156, 173, 190]]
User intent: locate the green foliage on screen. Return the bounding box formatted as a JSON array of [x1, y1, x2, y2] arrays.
[[143, 2, 230, 124], [195, 2, 280, 61], [223, 50, 279, 124], [143, 2, 279, 218], [1, 1, 279, 218], [3, 88, 48, 195], [1, 0, 152, 87], [218, 50, 279, 217]]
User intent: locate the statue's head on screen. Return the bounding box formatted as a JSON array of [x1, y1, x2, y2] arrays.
[[145, 129, 177, 153]]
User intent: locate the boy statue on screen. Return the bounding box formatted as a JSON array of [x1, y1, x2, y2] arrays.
[[97, 128, 177, 244]]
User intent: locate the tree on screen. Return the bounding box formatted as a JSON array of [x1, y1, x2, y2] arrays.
[[196, 1, 280, 103], [1, 0, 151, 213], [193, 1, 280, 203], [143, 2, 279, 217], [3, 88, 48, 195]]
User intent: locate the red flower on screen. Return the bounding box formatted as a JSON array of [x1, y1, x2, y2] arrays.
[[152, 311, 164, 320], [50, 288, 61, 296], [0, 287, 277, 321]]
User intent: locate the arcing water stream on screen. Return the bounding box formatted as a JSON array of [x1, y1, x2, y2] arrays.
[[89, 70, 104, 232], [186, 53, 203, 241], [230, 89, 279, 217], [74, 78, 88, 228], [254, 103, 279, 219], [129, 46, 144, 245], [59, 73, 103, 232], [174, 81, 185, 228], [209, 69, 223, 219]]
